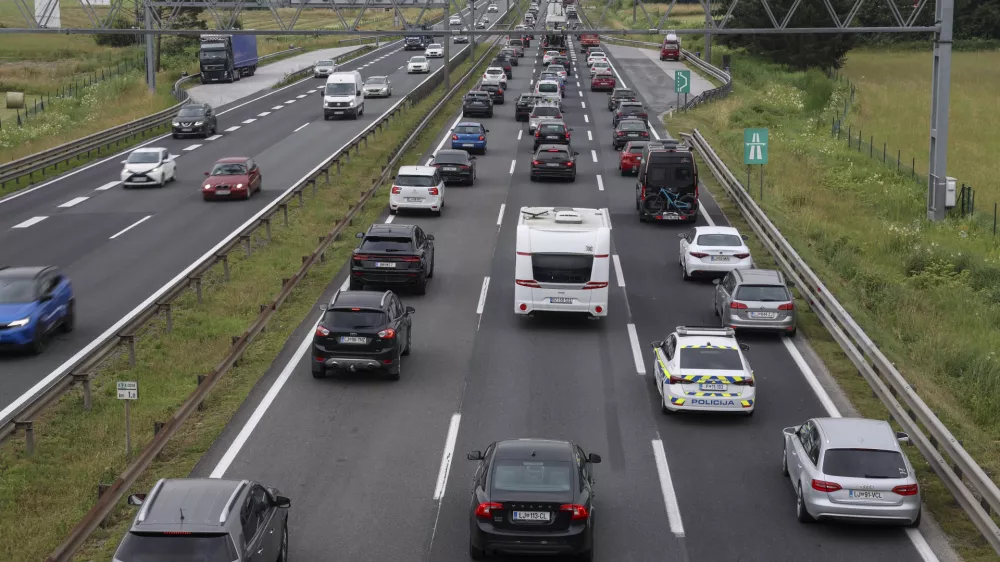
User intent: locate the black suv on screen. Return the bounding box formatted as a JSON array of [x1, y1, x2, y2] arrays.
[[430, 149, 477, 185], [551, 55, 572, 73], [350, 223, 435, 293], [493, 55, 514, 77], [312, 289, 414, 379], [499, 48, 519, 65], [478, 82, 505, 104], [171, 103, 217, 138], [117, 479, 290, 562], [530, 144, 578, 182], [462, 91, 494, 117], [533, 121, 572, 151], [607, 88, 637, 111], [515, 93, 543, 121], [613, 101, 649, 127]]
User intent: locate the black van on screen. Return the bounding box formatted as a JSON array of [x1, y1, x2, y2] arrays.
[[635, 140, 699, 222]]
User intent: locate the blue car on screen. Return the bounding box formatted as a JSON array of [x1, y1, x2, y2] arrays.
[[0, 266, 74, 354], [450, 122, 489, 155]]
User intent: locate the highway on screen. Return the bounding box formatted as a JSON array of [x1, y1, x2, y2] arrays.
[[0, 0, 510, 411], [192, 15, 941, 562]]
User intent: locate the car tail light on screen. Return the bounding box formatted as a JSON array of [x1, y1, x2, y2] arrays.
[[595, 305, 603, 313], [532, 160, 542, 166], [565, 133, 571, 139], [730, 301, 748, 309], [617, 131, 625, 136], [583, 281, 608, 289], [353, 254, 371, 261], [391, 186, 401, 194], [315, 326, 330, 337], [892, 484, 919, 496], [734, 377, 755, 386], [566, 161, 574, 167], [519, 303, 528, 311], [378, 328, 396, 339], [778, 302, 795, 311], [560, 504, 589, 520], [811, 479, 842, 493], [479, 135, 485, 141], [689, 252, 708, 258], [475, 502, 503, 518], [459, 165, 470, 170], [535, 130, 540, 137], [668, 374, 687, 384], [734, 253, 750, 259], [401, 256, 421, 262], [516, 279, 541, 288], [640, 186, 646, 200], [428, 187, 440, 195], [641, 132, 649, 137], [452, 134, 458, 140]]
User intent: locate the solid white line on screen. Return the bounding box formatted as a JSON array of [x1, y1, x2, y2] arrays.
[[431, 114, 464, 159], [509, 160, 516, 174], [591, 149, 597, 162], [476, 277, 490, 315], [184, 144, 202, 151], [12, 216, 47, 229], [496, 204, 505, 227], [294, 123, 309, 132], [432, 413, 462, 500], [109, 215, 152, 239], [258, 111, 271, 117], [225, 126, 241, 132], [698, 205, 715, 226], [651, 128, 661, 140], [596, 174, 604, 191], [211, 317, 321, 478], [627, 323, 644, 374], [296, 94, 307, 99], [206, 134, 223, 141], [385, 214, 395, 224], [95, 181, 119, 191], [905, 528, 941, 562], [587, 130, 593, 141], [242, 118, 256, 124], [584, 114, 589, 123], [339, 277, 350, 292], [517, 130, 522, 141], [612, 255, 625, 288], [57, 196, 89, 208], [782, 338, 841, 417], [271, 105, 284, 110], [652, 438, 686, 537]]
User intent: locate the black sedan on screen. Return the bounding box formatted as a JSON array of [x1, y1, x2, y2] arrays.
[[467, 438, 601, 560], [478, 82, 505, 104], [515, 93, 543, 122], [462, 91, 494, 118], [530, 144, 577, 182], [612, 118, 650, 150], [430, 149, 477, 185], [613, 101, 649, 127]]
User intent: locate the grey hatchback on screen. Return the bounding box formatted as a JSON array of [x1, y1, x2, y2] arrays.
[[713, 268, 797, 336], [114, 478, 290, 562]]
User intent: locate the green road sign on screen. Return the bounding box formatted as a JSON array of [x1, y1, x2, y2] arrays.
[[743, 128, 769, 165], [674, 70, 690, 94]]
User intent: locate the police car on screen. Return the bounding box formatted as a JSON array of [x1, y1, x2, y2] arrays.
[[649, 326, 755, 415]]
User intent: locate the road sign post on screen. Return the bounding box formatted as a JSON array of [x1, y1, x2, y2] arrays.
[[117, 381, 138, 460], [743, 128, 769, 200], [674, 69, 690, 111]]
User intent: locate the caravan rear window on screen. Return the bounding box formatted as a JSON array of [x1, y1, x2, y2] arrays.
[[532, 254, 594, 284], [644, 153, 695, 190]]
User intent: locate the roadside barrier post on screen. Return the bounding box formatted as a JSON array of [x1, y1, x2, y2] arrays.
[[117, 381, 138, 461]]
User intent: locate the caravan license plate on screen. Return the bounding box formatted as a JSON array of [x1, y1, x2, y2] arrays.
[[374, 262, 397, 268], [513, 511, 550, 522], [550, 297, 573, 304], [339, 336, 366, 344], [700, 383, 728, 391]]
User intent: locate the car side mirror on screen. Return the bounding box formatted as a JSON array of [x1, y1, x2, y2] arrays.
[[712, 278, 721, 285], [355, 232, 364, 239], [426, 234, 435, 240], [573, 152, 580, 156], [39, 293, 53, 303], [650, 340, 663, 348], [588, 453, 602, 464], [390, 175, 396, 180], [127, 494, 146, 506], [568, 128, 574, 131], [275, 495, 291, 508], [467, 450, 484, 461], [406, 306, 416, 314], [741, 234, 749, 240], [204, 171, 210, 176], [485, 129, 490, 132], [782, 427, 796, 437], [739, 343, 751, 351], [319, 304, 327, 311], [469, 156, 477, 160], [786, 281, 795, 288], [676, 233, 685, 239], [896, 431, 910, 443]]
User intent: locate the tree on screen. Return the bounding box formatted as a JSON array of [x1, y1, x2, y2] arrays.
[[156, 1, 208, 71]]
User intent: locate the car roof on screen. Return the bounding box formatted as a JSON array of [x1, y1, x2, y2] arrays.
[[457, 121, 484, 127], [813, 418, 899, 451], [332, 289, 391, 309], [675, 332, 740, 348], [132, 478, 245, 532], [131, 147, 165, 154], [536, 143, 570, 152], [734, 269, 784, 284], [0, 266, 50, 279], [434, 149, 469, 157], [215, 157, 250, 163], [495, 438, 573, 461], [367, 223, 416, 236], [695, 226, 740, 236], [397, 165, 437, 176]]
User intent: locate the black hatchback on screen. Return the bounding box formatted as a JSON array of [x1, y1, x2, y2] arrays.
[[551, 55, 572, 73], [515, 94, 543, 121], [530, 144, 578, 182], [430, 149, 477, 185], [171, 103, 217, 138], [612, 118, 650, 150], [311, 290, 413, 380], [462, 91, 494, 118], [533, 121, 572, 151], [607, 88, 637, 111], [492, 56, 513, 78], [478, 82, 505, 104]]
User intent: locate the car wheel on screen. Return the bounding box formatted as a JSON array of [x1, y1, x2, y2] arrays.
[[172, 133, 178, 139], [909, 509, 922, 528], [276, 524, 288, 562], [620, 167, 628, 176], [660, 384, 670, 414], [29, 323, 46, 355], [796, 484, 815, 523], [62, 299, 75, 333], [781, 446, 789, 476], [312, 365, 325, 378], [245, 187, 252, 200], [530, 175, 537, 182], [389, 208, 397, 215], [469, 538, 485, 560], [681, 261, 690, 280], [387, 348, 401, 380], [415, 274, 428, 295], [786, 327, 798, 338], [432, 208, 442, 217]]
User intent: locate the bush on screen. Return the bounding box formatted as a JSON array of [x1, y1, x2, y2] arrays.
[[94, 15, 139, 48]]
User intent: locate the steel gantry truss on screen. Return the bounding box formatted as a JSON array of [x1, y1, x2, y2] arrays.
[[4, 0, 954, 220]]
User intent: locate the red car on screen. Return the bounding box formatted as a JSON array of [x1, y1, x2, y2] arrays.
[[619, 141, 648, 175], [202, 157, 262, 201], [591, 71, 616, 91]]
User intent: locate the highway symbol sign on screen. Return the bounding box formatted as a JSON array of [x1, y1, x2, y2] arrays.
[[117, 381, 138, 400], [674, 70, 690, 94], [744, 128, 769, 165]]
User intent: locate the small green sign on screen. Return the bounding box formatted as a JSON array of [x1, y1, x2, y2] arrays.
[[743, 128, 769, 165], [674, 70, 691, 94]]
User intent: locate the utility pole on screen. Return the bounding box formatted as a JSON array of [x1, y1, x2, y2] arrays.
[[144, 0, 156, 93], [444, 0, 451, 90], [632, 0, 636, 26], [927, 0, 954, 221], [703, 3, 712, 64], [470, 0, 476, 61]]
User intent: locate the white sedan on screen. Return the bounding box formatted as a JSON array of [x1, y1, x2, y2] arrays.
[[542, 50, 560, 65], [678, 226, 753, 280], [121, 147, 176, 188], [652, 326, 755, 415], [487, 3, 498, 12], [425, 43, 444, 58], [589, 60, 611, 75], [586, 52, 607, 66], [449, 15, 462, 25], [407, 56, 430, 73]]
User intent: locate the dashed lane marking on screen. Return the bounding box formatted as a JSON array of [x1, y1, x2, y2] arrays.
[[95, 181, 119, 191], [224, 126, 241, 132], [184, 144, 202, 151], [57, 196, 89, 208], [12, 216, 47, 229]]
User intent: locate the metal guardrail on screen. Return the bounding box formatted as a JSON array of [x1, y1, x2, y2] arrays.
[[685, 129, 1000, 554]]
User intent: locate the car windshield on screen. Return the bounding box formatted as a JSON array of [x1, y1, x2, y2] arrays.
[[492, 460, 572, 493], [697, 234, 743, 247], [539, 124, 564, 134], [211, 163, 247, 176], [324, 309, 387, 330], [360, 236, 414, 252], [433, 153, 468, 164], [822, 448, 908, 479], [176, 107, 205, 118], [679, 347, 744, 370], [0, 279, 35, 304], [455, 125, 483, 134], [533, 107, 560, 117], [395, 174, 436, 187], [127, 151, 160, 164], [535, 150, 569, 161], [411, 57, 427, 62], [735, 284, 790, 302], [620, 121, 646, 131], [366, 77, 386, 84], [325, 82, 355, 96], [538, 84, 558, 93], [316, 60, 334, 67], [114, 532, 238, 562]]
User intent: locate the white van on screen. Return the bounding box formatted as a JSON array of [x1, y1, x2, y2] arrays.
[[323, 70, 364, 120], [514, 207, 611, 318]]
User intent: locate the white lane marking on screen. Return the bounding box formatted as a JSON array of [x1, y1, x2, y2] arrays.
[[476, 277, 490, 315], [906, 528, 942, 562], [307, 89, 317, 94], [285, 100, 296, 104], [591, 149, 598, 163], [95, 181, 119, 191], [652, 438, 686, 538], [699, 205, 715, 226], [385, 214, 395, 224], [431, 114, 464, 159], [612, 255, 625, 288], [497, 204, 505, 227], [584, 114, 589, 123], [225, 126, 241, 132], [296, 94, 307, 99], [587, 130, 593, 141], [398, 66, 404, 70], [627, 323, 645, 374], [12, 216, 47, 229], [432, 413, 462, 500], [206, 134, 223, 141], [509, 160, 516, 175], [576, 81, 580, 87], [242, 118, 257, 124], [258, 111, 271, 117], [339, 277, 349, 292], [109, 215, 153, 239], [582, 101, 586, 109], [782, 338, 841, 417], [184, 144, 202, 151], [57, 196, 89, 208], [517, 130, 522, 141], [271, 105, 284, 110], [596, 174, 604, 191], [211, 316, 321, 478], [294, 123, 309, 133], [651, 128, 661, 140], [530, 78, 533, 85], [578, 91, 583, 97]]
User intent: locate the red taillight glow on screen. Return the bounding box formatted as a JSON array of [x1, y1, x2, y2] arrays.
[[428, 187, 440, 195], [565, 133, 571, 139], [475, 502, 503, 518], [378, 328, 396, 339], [566, 161, 574, 167], [516, 279, 541, 288], [583, 281, 608, 289], [734, 253, 750, 259], [617, 131, 625, 136], [812, 479, 842, 493], [479, 135, 485, 141], [519, 303, 528, 311], [560, 504, 589, 520], [535, 130, 541, 137], [689, 252, 708, 258], [532, 160, 542, 165], [641, 132, 649, 137], [778, 302, 795, 311], [315, 326, 330, 337], [391, 186, 401, 194], [452, 134, 458, 140], [668, 375, 686, 384], [893, 484, 919, 496], [401, 256, 421, 262], [730, 301, 748, 309]]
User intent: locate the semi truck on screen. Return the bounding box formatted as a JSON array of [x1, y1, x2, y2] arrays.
[[199, 34, 259, 84]]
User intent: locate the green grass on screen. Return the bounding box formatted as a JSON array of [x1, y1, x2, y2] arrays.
[[0, 37, 499, 562], [669, 45, 1000, 561], [578, 0, 706, 45]]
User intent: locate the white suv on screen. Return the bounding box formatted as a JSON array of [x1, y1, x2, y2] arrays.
[[482, 67, 508, 87], [390, 166, 445, 216]]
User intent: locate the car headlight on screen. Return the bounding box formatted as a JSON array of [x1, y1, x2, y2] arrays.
[[194, 121, 204, 126], [8, 317, 30, 328], [236, 183, 243, 189], [172, 121, 180, 126]]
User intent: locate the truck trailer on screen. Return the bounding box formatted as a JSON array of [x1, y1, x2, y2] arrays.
[[199, 34, 259, 83]]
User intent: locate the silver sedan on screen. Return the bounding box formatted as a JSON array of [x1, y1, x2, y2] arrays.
[[782, 417, 922, 526], [362, 76, 392, 98]]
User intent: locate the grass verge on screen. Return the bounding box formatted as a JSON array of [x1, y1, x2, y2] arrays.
[[669, 46, 1000, 561], [0, 40, 497, 562]]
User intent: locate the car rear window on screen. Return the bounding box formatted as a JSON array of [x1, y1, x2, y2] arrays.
[[679, 347, 743, 371], [0, 279, 35, 304], [395, 174, 436, 187], [645, 161, 695, 189], [620, 121, 646, 131], [433, 152, 468, 164], [531, 254, 592, 283], [115, 532, 237, 562], [734, 284, 790, 302], [538, 83, 558, 93], [360, 236, 414, 252], [697, 234, 742, 247], [533, 107, 560, 117], [323, 309, 387, 330], [621, 105, 644, 113], [455, 125, 483, 134], [628, 145, 646, 154], [509, 39, 523, 46], [614, 90, 634, 98], [539, 124, 564, 134], [822, 449, 908, 479], [492, 460, 572, 493], [535, 150, 569, 161]]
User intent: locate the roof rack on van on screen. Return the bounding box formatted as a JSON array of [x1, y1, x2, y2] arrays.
[[520, 207, 552, 219], [136, 479, 166, 523], [676, 326, 736, 337], [220, 480, 249, 524]]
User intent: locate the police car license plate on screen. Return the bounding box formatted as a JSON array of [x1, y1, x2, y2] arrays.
[[700, 383, 728, 391], [375, 262, 397, 268], [339, 336, 366, 344], [550, 297, 573, 304], [513, 511, 550, 522], [749, 312, 778, 319], [849, 490, 883, 500]]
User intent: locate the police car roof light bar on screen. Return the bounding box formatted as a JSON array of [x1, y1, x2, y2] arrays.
[[676, 326, 736, 337]]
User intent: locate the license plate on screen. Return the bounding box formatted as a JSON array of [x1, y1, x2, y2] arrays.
[[181, 128, 192, 132], [550, 297, 573, 303], [848, 490, 884, 500], [443, 167, 458, 171], [547, 135, 558, 139], [749, 311, 778, 319], [374, 262, 397, 268], [334, 111, 344, 114], [405, 197, 423, 202], [628, 133, 638, 137], [463, 143, 475, 147], [660, 213, 681, 220], [546, 163, 560, 167], [134, 177, 148, 182], [215, 189, 230, 195], [339, 336, 366, 344], [700, 383, 728, 391], [710, 256, 730, 261], [513, 511, 550, 521]]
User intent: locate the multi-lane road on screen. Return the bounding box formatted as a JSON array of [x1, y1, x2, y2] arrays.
[[0, 0, 510, 412], [188, 17, 949, 562]]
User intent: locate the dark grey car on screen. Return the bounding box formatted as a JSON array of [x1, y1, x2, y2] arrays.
[[115, 478, 290, 562], [171, 103, 217, 138], [713, 268, 798, 336]]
